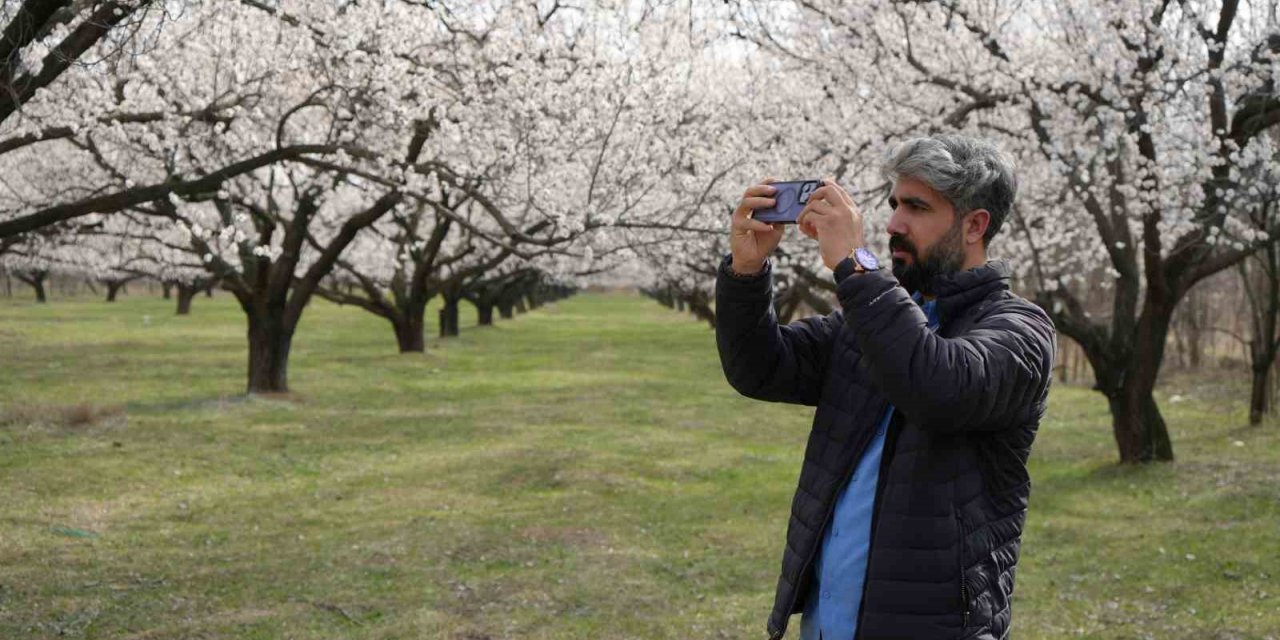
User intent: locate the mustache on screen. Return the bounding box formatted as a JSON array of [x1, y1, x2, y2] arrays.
[[888, 234, 916, 256]]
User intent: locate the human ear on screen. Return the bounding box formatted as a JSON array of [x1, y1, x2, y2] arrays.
[[966, 209, 991, 245]]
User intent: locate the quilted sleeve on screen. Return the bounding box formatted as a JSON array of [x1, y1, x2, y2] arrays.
[[835, 269, 1056, 432], [714, 253, 838, 407]]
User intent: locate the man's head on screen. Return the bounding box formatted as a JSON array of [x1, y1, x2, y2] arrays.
[[881, 134, 1016, 295]]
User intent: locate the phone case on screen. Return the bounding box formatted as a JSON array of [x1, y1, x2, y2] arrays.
[[752, 179, 821, 224]]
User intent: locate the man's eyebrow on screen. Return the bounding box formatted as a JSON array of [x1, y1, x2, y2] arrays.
[[900, 196, 930, 210]]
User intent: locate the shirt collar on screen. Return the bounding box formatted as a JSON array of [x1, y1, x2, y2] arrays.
[[911, 291, 941, 328]]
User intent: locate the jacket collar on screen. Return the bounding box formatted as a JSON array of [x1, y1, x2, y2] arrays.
[[929, 259, 1012, 324]]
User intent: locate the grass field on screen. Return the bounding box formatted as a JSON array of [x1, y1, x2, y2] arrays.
[[1, 291, 1277, 639]]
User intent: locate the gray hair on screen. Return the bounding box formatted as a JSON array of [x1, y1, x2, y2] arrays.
[[881, 134, 1017, 244]]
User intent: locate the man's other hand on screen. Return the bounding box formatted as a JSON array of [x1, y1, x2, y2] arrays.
[[796, 178, 866, 271]]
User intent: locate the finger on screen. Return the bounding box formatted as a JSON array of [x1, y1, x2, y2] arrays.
[[798, 220, 818, 239], [822, 178, 856, 208], [800, 222, 819, 240], [834, 184, 855, 208], [743, 185, 778, 199], [807, 198, 836, 216], [810, 185, 849, 208], [735, 186, 779, 218], [738, 196, 776, 211], [802, 202, 834, 236], [736, 217, 776, 234], [796, 209, 819, 238], [798, 199, 828, 219], [811, 182, 849, 206]]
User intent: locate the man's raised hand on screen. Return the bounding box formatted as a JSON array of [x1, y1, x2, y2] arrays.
[[730, 178, 786, 276]]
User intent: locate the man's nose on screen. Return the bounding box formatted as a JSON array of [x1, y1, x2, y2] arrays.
[[886, 208, 908, 238]]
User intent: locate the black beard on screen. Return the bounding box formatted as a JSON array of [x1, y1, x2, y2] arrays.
[[890, 220, 967, 296]]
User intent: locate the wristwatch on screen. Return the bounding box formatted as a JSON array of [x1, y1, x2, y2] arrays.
[[850, 247, 881, 273], [834, 247, 880, 283]]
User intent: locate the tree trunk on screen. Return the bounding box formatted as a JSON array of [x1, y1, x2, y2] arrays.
[[1073, 294, 1177, 463], [438, 297, 460, 337], [393, 313, 426, 353], [1249, 362, 1270, 425], [246, 312, 293, 393], [691, 305, 716, 328], [498, 302, 514, 319], [1187, 297, 1204, 369], [1105, 380, 1174, 463], [16, 271, 48, 303], [1104, 310, 1176, 462], [514, 298, 527, 314], [477, 304, 494, 326], [105, 280, 124, 302], [176, 284, 197, 315], [1240, 247, 1280, 426], [205, 283, 214, 297]]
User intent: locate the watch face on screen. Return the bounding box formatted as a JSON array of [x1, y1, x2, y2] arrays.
[[854, 247, 880, 270]]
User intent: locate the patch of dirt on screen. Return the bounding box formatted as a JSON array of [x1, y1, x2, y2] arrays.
[[516, 525, 608, 547], [248, 422, 308, 434], [451, 632, 495, 640], [441, 578, 524, 618], [118, 603, 309, 639], [248, 391, 308, 404], [1176, 458, 1280, 491], [0, 402, 126, 433]]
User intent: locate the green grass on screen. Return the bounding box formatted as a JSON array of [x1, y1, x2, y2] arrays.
[[1, 291, 1277, 639]]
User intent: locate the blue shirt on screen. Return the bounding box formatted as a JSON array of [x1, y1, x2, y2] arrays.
[[801, 294, 939, 640]]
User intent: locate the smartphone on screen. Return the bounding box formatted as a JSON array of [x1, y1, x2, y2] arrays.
[[751, 179, 821, 224]]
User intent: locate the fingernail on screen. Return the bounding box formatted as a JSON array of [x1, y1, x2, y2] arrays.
[[765, 185, 777, 193]]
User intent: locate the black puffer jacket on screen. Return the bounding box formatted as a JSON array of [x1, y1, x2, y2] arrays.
[[715, 253, 1056, 640]]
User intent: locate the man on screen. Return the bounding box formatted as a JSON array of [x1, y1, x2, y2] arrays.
[[715, 134, 1056, 640]]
